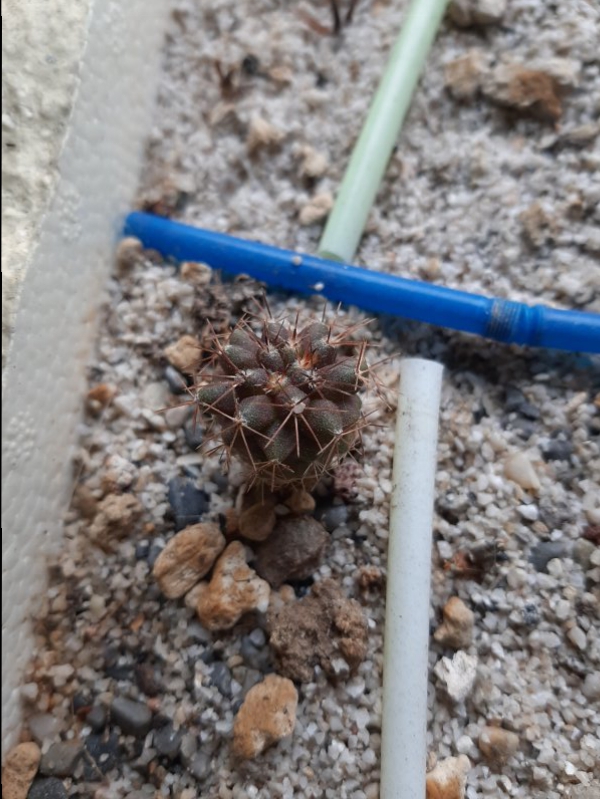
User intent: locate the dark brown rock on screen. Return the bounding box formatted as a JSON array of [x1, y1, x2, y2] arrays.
[[268, 578, 368, 682], [255, 516, 328, 589]]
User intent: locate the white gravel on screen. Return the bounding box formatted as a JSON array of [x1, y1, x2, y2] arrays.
[[19, 0, 599, 797]]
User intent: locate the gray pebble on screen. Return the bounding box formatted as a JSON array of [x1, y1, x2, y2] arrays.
[[529, 541, 571, 573], [147, 540, 164, 569], [27, 778, 68, 799], [187, 620, 212, 644], [581, 672, 600, 702], [184, 417, 204, 450], [249, 627, 266, 647], [154, 722, 184, 760], [522, 603, 540, 627], [83, 731, 120, 779], [573, 539, 596, 571], [210, 661, 232, 697], [135, 540, 150, 561], [168, 477, 209, 531], [241, 635, 271, 671], [28, 713, 62, 746], [180, 732, 198, 766], [320, 504, 349, 532], [39, 742, 83, 777], [165, 365, 188, 394], [111, 696, 152, 737], [542, 438, 573, 462], [189, 750, 212, 781], [504, 387, 540, 420], [85, 705, 107, 732]]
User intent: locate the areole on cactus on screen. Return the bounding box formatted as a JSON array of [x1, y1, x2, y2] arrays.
[[191, 314, 371, 491]]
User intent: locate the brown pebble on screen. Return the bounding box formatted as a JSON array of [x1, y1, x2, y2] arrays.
[[196, 541, 270, 631], [164, 335, 201, 375], [255, 516, 328, 588], [153, 522, 226, 599], [232, 674, 298, 759], [444, 50, 488, 100], [284, 490, 316, 516], [356, 564, 384, 591], [483, 63, 563, 122], [426, 755, 471, 799], [2, 742, 41, 799], [86, 383, 117, 415], [115, 236, 143, 272], [478, 725, 520, 762], [434, 597, 475, 649], [247, 116, 284, 154], [90, 493, 143, 540], [239, 501, 277, 542], [268, 578, 368, 682], [448, 0, 506, 27]]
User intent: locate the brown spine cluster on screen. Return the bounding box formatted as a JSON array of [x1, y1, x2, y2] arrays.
[[193, 316, 369, 491]]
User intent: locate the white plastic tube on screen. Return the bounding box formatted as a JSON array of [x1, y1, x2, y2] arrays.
[[380, 358, 444, 799]]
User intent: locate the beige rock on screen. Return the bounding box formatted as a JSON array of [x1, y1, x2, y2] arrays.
[[426, 755, 471, 799], [153, 522, 226, 599], [299, 191, 333, 226], [448, 0, 505, 26], [434, 651, 478, 702], [164, 335, 200, 375], [232, 674, 298, 759], [284, 490, 316, 515], [444, 51, 488, 100], [504, 452, 540, 492], [247, 116, 284, 154], [298, 146, 328, 179], [101, 454, 136, 493], [196, 541, 270, 630], [478, 726, 519, 762], [115, 236, 143, 272], [2, 742, 42, 799], [434, 597, 475, 649], [239, 501, 277, 541], [90, 493, 143, 540], [520, 201, 558, 248]]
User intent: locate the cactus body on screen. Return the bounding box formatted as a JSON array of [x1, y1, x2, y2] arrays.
[[194, 317, 368, 490]]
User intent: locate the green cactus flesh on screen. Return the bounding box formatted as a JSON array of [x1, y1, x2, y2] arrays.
[[194, 317, 368, 489]]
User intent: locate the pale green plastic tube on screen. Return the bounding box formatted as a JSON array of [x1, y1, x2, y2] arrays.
[[318, 0, 449, 263]]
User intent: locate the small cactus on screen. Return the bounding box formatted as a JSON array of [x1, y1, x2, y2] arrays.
[[193, 315, 370, 491]]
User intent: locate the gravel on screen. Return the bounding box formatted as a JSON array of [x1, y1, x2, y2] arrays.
[[17, 0, 600, 796]]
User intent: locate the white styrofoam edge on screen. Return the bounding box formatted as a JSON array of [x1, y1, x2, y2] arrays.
[[1, 0, 169, 758]]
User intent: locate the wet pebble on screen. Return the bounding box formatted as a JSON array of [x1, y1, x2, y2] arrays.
[[39, 742, 83, 777], [529, 540, 571, 572], [154, 723, 184, 760], [210, 661, 232, 697], [110, 697, 153, 737], [167, 477, 210, 531], [27, 778, 68, 799]]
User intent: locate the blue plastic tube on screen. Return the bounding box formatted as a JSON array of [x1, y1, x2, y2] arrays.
[[124, 212, 600, 354]]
